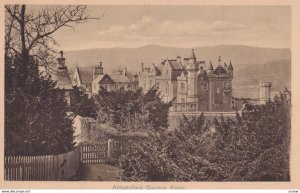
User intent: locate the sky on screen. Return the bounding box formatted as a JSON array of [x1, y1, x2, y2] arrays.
[[44, 5, 291, 51]]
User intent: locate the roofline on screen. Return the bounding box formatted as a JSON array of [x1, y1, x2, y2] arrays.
[[74, 66, 82, 84]]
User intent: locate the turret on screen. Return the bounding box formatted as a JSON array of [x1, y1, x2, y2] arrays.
[[186, 49, 198, 103], [228, 60, 233, 76], [93, 62, 103, 80], [259, 81, 272, 105], [57, 50, 66, 70]]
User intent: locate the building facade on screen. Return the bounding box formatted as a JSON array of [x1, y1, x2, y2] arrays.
[[72, 62, 139, 95], [139, 50, 234, 112]]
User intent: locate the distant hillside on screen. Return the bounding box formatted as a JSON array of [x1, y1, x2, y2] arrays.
[[233, 59, 291, 98], [65, 44, 290, 73], [64, 44, 291, 98]]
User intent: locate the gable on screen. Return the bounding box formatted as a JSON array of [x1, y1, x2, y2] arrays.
[[99, 74, 114, 84], [73, 67, 82, 85]]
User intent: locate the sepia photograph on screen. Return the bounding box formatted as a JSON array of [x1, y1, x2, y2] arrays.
[[2, 1, 298, 190]]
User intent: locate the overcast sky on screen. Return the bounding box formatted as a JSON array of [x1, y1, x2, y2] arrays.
[[47, 5, 290, 51]]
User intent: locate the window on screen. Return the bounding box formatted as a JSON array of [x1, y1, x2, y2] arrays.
[[166, 70, 168, 76], [114, 84, 118, 90], [165, 82, 169, 95], [181, 83, 185, 90], [223, 81, 227, 88], [217, 87, 220, 93], [133, 84, 138, 90], [104, 84, 108, 90], [181, 98, 185, 103], [204, 83, 208, 90]]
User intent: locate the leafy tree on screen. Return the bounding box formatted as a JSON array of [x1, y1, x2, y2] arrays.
[[5, 56, 74, 156], [4, 5, 101, 156], [118, 91, 291, 181], [70, 86, 97, 119], [94, 85, 172, 131]]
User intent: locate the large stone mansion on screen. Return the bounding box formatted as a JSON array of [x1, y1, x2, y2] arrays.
[[53, 50, 272, 112], [139, 50, 233, 112]]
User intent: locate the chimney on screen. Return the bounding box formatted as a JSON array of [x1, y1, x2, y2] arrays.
[[93, 61, 103, 80], [177, 55, 181, 63], [141, 62, 144, 71], [57, 50, 66, 70]]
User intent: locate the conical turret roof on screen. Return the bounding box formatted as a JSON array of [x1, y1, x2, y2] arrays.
[[228, 60, 233, 70], [206, 60, 214, 70]]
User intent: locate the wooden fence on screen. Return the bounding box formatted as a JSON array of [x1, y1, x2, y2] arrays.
[[4, 148, 80, 181]]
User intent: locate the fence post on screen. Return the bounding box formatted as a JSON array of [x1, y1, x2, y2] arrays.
[[107, 139, 113, 160]]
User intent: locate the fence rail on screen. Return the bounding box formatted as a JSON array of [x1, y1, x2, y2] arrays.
[[4, 149, 80, 181]]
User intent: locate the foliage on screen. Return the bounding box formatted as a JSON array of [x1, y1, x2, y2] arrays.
[[5, 56, 74, 156], [4, 5, 100, 156], [118, 91, 291, 181], [94, 86, 173, 131], [70, 86, 97, 119], [5, 5, 101, 71]]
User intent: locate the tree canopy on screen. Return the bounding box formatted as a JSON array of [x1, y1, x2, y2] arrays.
[[5, 5, 101, 156], [119, 91, 291, 181]]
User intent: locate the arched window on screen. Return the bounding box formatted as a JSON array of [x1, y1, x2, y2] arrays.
[[165, 82, 169, 95]]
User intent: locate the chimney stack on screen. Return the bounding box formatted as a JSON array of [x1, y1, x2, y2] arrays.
[[57, 50, 66, 70], [177, 55, 181, 63], [93, 61, 104, 80]]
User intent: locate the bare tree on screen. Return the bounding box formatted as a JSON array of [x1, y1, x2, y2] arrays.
[[5, 5, 102, 74]]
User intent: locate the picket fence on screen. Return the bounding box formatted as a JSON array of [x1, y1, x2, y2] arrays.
[[4, 149, 80, 181]]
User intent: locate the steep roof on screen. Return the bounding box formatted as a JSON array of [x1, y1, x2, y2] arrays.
[[53, 67, 72, 90], [214, 65, 227, 75], [109, 74, 130, 83], [167, 60, 182, 70], [77, 66, 94, 84]]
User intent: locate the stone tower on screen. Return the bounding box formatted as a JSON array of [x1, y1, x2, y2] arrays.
[[93, 62, 103, 80], [259, 81, 272, 104], [186, 49, 199, 103]]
